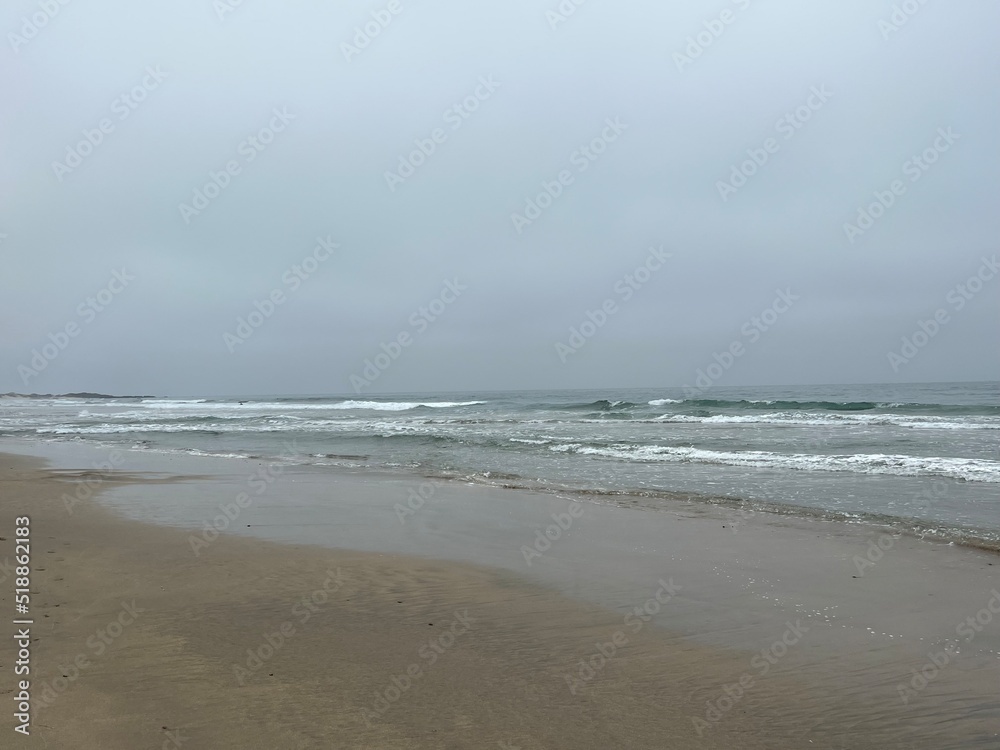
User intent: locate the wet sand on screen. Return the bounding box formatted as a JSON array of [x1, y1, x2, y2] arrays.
[[0, 444, 997, 748]]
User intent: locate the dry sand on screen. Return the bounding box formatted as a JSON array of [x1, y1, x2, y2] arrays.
[[0, 451, 995, 748]]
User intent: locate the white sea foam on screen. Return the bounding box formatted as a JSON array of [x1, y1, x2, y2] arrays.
[[329, 400, 486, 411], [130, 399, 486, 412], [549, 443, 1000, 483], [648, 398, 682, 405], [140, 399, 207, 406], [549, 443, 582, 453], [651, 411, 1000, 430]]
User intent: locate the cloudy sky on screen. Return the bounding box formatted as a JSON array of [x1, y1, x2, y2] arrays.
[[3, 0, 998, 397]]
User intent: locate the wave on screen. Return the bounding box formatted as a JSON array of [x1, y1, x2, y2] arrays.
[[273, 396, 339, 403], [651, 412, 1000, 430], [140, 399, 208, 406], [31, 417, 484, 436], [129, 400, 486, 412], [552, 398, 884, 412], [557, 400, 639, 412], [871, 401, 1000, 415], [531, 397, 1000, 417], [18, 408, 1000, 436], [328, 400, 487, 411], [671, 398, 1000, 415], [73, 395, 1000, 418], [685, 399, 879, 411], [550, 442, 1000, 483]]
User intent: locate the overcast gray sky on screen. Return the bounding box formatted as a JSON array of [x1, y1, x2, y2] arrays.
[[3, 0, 998, 397]]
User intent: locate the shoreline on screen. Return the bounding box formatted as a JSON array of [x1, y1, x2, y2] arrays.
[[7, 434, 1000, 553], [428, 469, 1000, 553], [1, 443, 998, 747]]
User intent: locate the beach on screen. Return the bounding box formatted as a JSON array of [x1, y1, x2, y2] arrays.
[[8, 0, 999, 744], [1, 441, 997, 748], [6, 0, 997, 742]]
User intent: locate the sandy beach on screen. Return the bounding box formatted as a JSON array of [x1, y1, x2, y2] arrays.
[[8, 0, 998, 745], [1, 443, 997, 749]]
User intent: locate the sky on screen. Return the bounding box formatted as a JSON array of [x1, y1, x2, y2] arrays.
[[2, 0, 998, 397]]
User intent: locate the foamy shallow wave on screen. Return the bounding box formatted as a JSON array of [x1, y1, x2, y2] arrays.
[[127, 400, 486, 412], [32, 417, 458, 435], [140, 399, 208, 406], [648, 398, 682, 405], [328, 400, 486, 411], [38, 424, 266, 434], [549, 443, 583, 453], [551, 443, 1000, 483], [652, 411, 1000, 429]]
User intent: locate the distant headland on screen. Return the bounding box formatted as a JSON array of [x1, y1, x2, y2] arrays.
[[0, 392, 152, 399]]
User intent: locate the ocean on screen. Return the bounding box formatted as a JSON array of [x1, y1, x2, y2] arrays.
[[3, 381, 998, 546]]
